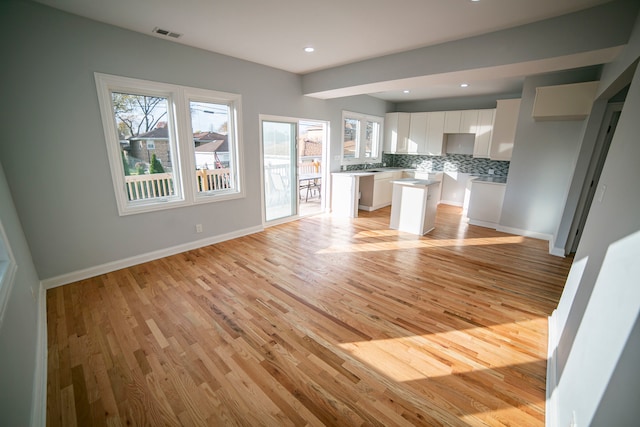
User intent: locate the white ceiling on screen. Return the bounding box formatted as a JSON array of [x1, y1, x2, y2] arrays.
[[34, 0, 616, 102]]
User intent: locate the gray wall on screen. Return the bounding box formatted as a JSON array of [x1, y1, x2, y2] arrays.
[[393, 92, 522, 113], [552, 10, 640, 426], [0, 0, 388, 280], [498, 67, 601, 238], [0, 163, 42, 425]]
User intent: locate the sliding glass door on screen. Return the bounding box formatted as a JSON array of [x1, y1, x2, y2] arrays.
[[262, 120, 297, 222]]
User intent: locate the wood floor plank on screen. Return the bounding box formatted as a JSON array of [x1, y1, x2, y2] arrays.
[[47, 205, 572, 426]]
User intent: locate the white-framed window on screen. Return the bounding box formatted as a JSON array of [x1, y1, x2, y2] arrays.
[[341, 111, 383, 164], [0, 220, 17, 327], [95, 73, 244, 215]]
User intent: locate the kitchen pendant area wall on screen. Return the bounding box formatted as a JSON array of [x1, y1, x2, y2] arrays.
[[383, 153, 510, 176]]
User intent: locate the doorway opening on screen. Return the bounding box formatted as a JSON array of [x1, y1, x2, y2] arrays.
[[567, 101, 624, 253], [261, 116, 327, 225]]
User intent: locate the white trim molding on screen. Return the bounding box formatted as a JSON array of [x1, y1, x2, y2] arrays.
[[0, 220, 18, 329], [496, 225, 553, 241], [31, 283, 48, 427], [546, 309, 559, 427], [495, 225, 565, 257], [42, 225, 263, 289]]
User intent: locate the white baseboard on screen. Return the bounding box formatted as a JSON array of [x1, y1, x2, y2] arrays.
[[31, 283, 47, 427], [546, 310, 559, 427], [439, 200, 464, 207], [468, 219, 499, 229], [496, 225, 566, 257], [41, 225, 263, 289], [496, 225, 553, 241], [548, 235, 566, 258], [358, 202, 391, 212], [549, 246, 566, 257]]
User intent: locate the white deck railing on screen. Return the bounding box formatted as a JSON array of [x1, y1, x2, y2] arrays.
[[124, 169, 231, 201], [125, 173, 175, 201], [197, 168, 232, 192]]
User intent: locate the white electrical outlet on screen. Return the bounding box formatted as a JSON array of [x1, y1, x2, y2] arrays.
[[570, 411, 577, 427], [195, 224, 203, 233], [488, 169, 494, 175]]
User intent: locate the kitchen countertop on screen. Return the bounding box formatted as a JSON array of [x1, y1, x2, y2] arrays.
[[471, 175, 507, 184], [332, 167, 411, 176], [391, 178, 440, 187]]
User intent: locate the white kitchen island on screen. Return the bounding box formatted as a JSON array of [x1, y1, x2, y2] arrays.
[[389, 178, 440, 235]]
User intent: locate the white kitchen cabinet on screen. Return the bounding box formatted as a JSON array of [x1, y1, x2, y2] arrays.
[[444, 110, 462, 133], [490, 99, 521, 161], [473, 109, 495, 158], [532, 81, 599, 121], [384, 112, 410, 153], [425, 112, 446, 155], [444, 110, 478, 134], [408, 112, 427, 154], [359, 171, 404, 211], [460, 110, 479, 133], [440, 172, 471, 207], [331, 173, 360, 217], [466, 180, 506, 229]]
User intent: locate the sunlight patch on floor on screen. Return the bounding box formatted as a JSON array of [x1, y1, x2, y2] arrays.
[[317, 235, 525, 254], [337, 317, 545, 382]]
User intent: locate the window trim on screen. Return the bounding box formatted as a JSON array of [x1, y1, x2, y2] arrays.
[[341, 111, 383, 165], [180, 87, 245, 205], [95, 73, 245, 216], [0, 220, 17, 328]]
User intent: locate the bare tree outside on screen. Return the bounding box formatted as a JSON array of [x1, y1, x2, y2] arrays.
[[112, 93, 167, 138]]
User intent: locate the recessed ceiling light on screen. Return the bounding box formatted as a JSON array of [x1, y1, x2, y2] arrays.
[[304, 47, 315, 53], [460, 83, 469, 88], [403, 90, 410, 94]]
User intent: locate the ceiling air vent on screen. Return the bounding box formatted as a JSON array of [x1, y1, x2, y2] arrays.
[[152, 27, 182, 39]]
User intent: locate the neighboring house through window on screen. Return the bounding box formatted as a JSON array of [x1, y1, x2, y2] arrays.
[[95, 73, 244, 215], [341, 111, 383, 165]]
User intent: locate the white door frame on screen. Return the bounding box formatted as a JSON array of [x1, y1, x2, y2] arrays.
[[259, 114, 329, 227]]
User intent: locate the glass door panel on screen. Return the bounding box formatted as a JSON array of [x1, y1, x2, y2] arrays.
[[262, 120, 297, 222]]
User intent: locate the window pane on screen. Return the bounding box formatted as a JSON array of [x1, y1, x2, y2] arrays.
[[111, 92, 177, 202], [262, 121, 296, 222], [343, 118, 359, 159], [190, 101, 235, 194], [365, 120, 380, 158]]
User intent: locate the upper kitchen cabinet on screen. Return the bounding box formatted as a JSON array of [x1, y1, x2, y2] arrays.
[[532, 81, 599, 121], [460, 110, 479, 133], [407, 112, 446, 155], [384, 112, 410, 154], [473, 109, 495, 158], [490, 99, 521, 161], [443, 110, 478, 134], [408, 112, 428, 154], [444, 111, 462, 133], [425, 112, 445, 155], [387, 112, 445, 155]]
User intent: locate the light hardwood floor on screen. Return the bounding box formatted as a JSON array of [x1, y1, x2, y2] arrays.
[[46, 205, 572, 426]]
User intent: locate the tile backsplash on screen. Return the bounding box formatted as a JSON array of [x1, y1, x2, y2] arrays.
[[383, 153, 510, 176]]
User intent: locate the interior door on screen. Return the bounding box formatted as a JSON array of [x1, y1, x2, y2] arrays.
[[568, 105, 622, 253], [262, 120, 297, 222]]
